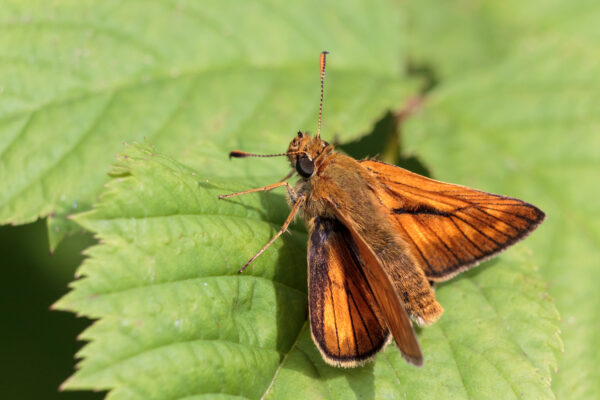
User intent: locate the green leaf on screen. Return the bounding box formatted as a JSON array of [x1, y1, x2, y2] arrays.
[[55, 144, 308, 398], [404, 33, 599, 399], [404, 0, 600, 80], [0, 0, 412, 249], [55, 143, 560, 399]]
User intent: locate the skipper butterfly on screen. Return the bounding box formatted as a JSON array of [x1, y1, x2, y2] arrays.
[[219, 52, 545, 367]]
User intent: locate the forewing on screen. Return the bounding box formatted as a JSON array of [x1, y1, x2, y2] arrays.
[[331, 213, 424, 366], [308, 216, 391, 367], [362, 160, 545, 281]]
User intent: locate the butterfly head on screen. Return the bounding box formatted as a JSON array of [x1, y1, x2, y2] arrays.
[[287, 131, 332, 178]]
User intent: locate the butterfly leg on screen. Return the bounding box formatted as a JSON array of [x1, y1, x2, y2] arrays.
[[238, 194, 305, 273], [218, 181, 297, 200]]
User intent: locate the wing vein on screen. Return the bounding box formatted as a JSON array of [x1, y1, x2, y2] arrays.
[[451, 215, 504, 247], [453, 209, 513, 239], [449, 216, 485, 254], [414, 216, 461, 264], [345, 284, 363, 354], [326, 274, 342, 358], [477, 205, 540, 224], [393, 222, 438, 274]]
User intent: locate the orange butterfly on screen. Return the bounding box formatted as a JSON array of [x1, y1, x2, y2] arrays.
[[219, 52, 545, 367]]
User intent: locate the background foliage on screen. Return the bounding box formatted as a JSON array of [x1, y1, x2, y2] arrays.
[[1, 0, 597, 399]]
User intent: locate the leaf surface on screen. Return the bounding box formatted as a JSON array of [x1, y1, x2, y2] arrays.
[[404, 0, 600, 79], [56, 144, 560, 399], [0, 0, 412, 249], [404, 30, 599, 399]]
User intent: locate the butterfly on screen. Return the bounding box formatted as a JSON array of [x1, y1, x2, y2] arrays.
[[219, 52, 545, 367]]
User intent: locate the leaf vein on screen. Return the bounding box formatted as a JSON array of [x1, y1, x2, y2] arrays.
[[0, 92, 116, 207]]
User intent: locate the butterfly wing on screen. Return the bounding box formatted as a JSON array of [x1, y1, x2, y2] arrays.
[[308, 216, 395, 367], [361, 160, 545, 281], [331, 211, 425, 365]]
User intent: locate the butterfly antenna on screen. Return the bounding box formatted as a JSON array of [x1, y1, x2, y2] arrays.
[[317, 51, 328, 139], [229, 150, 306, 159]]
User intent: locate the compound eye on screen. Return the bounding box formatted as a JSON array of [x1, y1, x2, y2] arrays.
[[296, 156, 314, 178]]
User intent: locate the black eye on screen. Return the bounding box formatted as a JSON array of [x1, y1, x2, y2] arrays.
[[296, 156, 314, 178]]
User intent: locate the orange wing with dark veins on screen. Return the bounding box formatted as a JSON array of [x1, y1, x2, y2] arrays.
[[308, 216, 393, 367], [361, 160, 545, 282]]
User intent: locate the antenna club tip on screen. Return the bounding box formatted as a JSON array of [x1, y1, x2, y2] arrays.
[[320, 52, 329, 69], [229, 150, 246, 159]]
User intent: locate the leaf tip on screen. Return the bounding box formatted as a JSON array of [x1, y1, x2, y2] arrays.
[[50, 298, 65, 311], [59, 376, 75, 392]]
